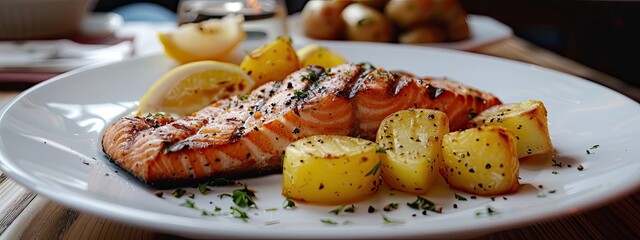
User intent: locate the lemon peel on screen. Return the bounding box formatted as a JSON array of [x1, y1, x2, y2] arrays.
[[137, 60, 254, 116], [159, 15, 246, 64]]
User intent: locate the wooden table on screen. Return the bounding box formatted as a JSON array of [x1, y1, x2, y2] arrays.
[[0, 35, 639, 239]]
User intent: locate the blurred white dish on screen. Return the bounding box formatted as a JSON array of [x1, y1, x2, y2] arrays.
[[0, 42, 638, 239], [81, 12, 125, 38], [0, 39, 132, 73], [289, 14, 513, 50]]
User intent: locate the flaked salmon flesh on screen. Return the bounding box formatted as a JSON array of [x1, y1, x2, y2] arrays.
[[102, 64, 501, 187]]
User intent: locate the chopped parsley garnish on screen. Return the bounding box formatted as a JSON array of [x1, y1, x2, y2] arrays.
[[294, 90, 308, 99], [329, 204, 355, 215], [239, 95, 249, 101], [376, 147, 386, 153], [208, 177, 238, 186], [454, 193, 468, 201], [230, 206, 249, 221], [321, 219, 338, 225], [218, 184, 257, 208], [365, 160, 382, 177], [146, 112, 165, 118], [344, 204, 356, 213], [180, 199, 196, 209], [325, 68, 332, 75], [407, 196, 442, 213], [586, 144, 600, 154], [552, 171, 559, 175], [468, 109, 478, 119], [198, 183, 211, 194], [383, 203, 399, 212], [475, 206, 499, 217], [358, 62, 377, 70], [172, 188, 186, 198], [264, 220, 280, 225], [301, 71, 317, 81], [381, 215, 404, 224], [283, 194, 296, 209], [163, 144, 172, 154]]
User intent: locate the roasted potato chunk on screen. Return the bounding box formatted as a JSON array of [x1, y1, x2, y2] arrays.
[[470, 100, 553, 159], [384, 0, 435, 28], [296, 44, 348, 69], [300, 0, 349, 40], [441, 126, 520, 195], [398, 25, 446, 44], [376, 109, 449, 194], [240, 36, 299, 86], [342, 3, 395, 42], [282, 135, 382, 204]]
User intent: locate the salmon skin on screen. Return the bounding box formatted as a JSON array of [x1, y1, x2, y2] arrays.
[[102, 64, 501, 188]]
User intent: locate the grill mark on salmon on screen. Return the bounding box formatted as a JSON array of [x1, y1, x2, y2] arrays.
[[102, 64, 501, 188]]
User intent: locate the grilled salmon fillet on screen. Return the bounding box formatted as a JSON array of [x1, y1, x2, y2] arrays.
[[102, 64, 501, 187]]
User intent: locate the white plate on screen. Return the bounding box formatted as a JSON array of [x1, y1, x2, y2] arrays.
[[1, 42, 639, 239], [289, 14, 513, 50], [80, 12, 125, 38]]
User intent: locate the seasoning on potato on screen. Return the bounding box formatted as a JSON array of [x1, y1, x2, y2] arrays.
[[376, 109, 449, 194], [469, 100, 553, 160], [440, 126, 520, 196], [282, 135, 382, 205]]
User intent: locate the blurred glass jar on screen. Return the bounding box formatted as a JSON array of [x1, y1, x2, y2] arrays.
[[0, 0, 91, 40], [177, 0, 288, 41]]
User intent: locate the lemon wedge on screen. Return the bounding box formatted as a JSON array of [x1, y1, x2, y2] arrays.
[[296, 44, 348, 69], [158, 15, 246, 64], [137, 61, 254, 116]]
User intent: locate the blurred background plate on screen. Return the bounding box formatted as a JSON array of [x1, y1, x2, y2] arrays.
[[289, 14, 513, 51]]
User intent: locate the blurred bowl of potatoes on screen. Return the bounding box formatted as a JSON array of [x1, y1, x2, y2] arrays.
[[299, 0, 471, 44]]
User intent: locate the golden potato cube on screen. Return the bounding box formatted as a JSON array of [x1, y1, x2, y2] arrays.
[[376, 109, 449, 194], [296, 44, 348, 69], [282, 135, 382, 205], [240, 36, 300, 86], [441, 126, 520, 196], [470, 100, 553, 159]]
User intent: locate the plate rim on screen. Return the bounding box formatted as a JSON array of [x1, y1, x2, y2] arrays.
[[1, 44, 639, 238]]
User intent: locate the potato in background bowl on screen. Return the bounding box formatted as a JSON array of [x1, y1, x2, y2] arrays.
[[300, 0, 471, 44]]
